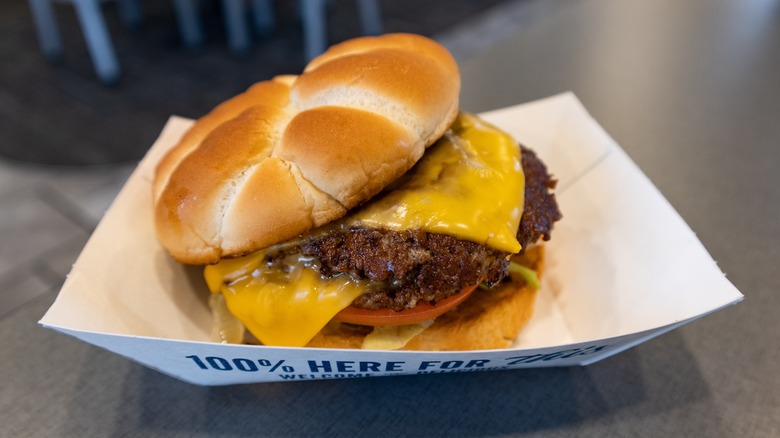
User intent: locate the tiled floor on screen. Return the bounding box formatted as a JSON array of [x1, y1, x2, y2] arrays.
[[0, 160, 134, 315], [0, 0, 534, 317]]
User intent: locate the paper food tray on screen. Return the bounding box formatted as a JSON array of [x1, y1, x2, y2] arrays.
[[40, 93, 743, 385]]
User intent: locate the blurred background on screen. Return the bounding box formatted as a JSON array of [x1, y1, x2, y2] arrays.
[[3, 2, 779, 436], [0, 0, 531, 317], [1, 0, 515, 165]]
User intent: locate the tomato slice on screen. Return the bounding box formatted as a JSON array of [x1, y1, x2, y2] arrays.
[[334, 283, 480, 326]]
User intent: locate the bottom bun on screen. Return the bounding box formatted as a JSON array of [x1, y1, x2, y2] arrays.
[[306, 245, 544, 351]]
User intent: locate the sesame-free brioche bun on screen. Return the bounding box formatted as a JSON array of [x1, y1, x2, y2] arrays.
[[153, 34, 460, 264]]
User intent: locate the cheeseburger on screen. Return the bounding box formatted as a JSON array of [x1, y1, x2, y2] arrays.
[[152, 34, 561, 350]]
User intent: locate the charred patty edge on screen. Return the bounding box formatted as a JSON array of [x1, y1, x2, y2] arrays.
[[289, 144, 562, 312]]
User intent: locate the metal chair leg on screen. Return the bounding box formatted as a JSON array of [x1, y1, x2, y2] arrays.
[[357, 0, 382, 35], [222, 0, 251, 54], [72, 0, 121, 84], [251, 0, 275, 36], [28, 0, 64, 61], [300, 0, 327, 62], [172, 0, 205, 47]]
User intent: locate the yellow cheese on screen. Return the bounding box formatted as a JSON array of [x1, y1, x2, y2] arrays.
[[203, 112, 525, 347], [362, 320, 434, 350], [346, 112, 524, 253], [206, 255, 365, 347]]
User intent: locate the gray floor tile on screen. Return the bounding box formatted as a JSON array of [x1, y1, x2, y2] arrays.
[[0, 267, 54, 318], [0, 162, 124, 316], [0, 160, 57, 193], [0, 184, 87, 280], [36, 165, 135, 227], [1, 159, 134, 225], [37, 234, 92, 283]]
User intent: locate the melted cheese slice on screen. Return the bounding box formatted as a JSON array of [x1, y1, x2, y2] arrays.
[[362, 320, 434, 350], [206, 254, 365, 346], [347, 112, 524, 253], [204, 112, 525, 347]]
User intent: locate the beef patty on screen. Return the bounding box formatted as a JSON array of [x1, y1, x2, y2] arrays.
[[289, 145, 562, 312]]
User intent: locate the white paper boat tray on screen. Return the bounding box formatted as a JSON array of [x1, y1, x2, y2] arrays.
[[40, 93, 743, 385]]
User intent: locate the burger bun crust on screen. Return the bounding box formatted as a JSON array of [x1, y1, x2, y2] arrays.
[[153, 34, 460, 265]]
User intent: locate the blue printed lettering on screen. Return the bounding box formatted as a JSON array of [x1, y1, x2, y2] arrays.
[[308, 360, 332, 372]]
